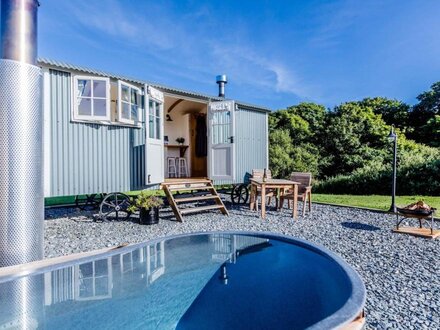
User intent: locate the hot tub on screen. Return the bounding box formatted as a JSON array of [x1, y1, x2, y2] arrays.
[[0, 232, 365, 329]]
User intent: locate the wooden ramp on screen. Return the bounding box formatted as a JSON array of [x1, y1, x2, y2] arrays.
[[161, 179, 229, 222]]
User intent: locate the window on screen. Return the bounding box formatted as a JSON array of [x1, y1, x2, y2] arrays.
[[211, 111, 231, 144], [148, 99, 162, 139], [73, 76, 110, 121], [75, 259, 112, 300], [118, 81, 141, 125]]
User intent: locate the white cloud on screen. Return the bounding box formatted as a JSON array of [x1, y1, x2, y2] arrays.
[[64, 0, 177, 50], [48, 0, 316, 101]]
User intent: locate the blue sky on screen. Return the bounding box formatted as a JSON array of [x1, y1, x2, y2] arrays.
[[39, 0, 440, 110]]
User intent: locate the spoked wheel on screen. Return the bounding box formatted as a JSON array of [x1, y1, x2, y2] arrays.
[[75, 193, 105, 211], [231, 184, 249, 205], [99, 193, 132, 221]]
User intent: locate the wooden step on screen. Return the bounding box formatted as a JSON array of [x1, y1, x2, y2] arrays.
[[161, 179, 211, 186], [168, 185, 213, 192], [162, 179, 228, 222], [174, 195, 219, 203], [180, 204, 224, 215]]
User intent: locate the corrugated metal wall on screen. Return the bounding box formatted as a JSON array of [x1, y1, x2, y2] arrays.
[[216, 107, 268, 185], [48, 69, 145, 197], [47, 69, 267, 196]]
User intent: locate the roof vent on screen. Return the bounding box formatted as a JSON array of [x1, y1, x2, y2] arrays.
[[216, 74, 227, 98]]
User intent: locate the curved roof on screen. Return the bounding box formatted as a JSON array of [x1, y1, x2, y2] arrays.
[[38, 58, 271, 113]]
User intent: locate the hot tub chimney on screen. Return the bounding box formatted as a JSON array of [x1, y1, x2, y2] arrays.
[[0, 0, 43, 267], [216, 74, 227, 98]]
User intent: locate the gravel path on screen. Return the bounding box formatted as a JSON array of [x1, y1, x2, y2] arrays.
[[45, 200, 440, 329]]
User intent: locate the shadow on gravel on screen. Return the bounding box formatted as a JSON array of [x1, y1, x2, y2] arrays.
[[341, 222, 381, 231]]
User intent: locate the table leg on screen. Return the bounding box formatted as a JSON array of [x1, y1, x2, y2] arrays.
[[278, 187, 286, 211], [292, 184, 298, 219], [249, 184, 255, 211], [261, 183, 266, 219]]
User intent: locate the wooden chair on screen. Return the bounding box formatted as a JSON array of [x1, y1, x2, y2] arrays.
[[252, 169, 275, 211], [280, 172, 312, 216]]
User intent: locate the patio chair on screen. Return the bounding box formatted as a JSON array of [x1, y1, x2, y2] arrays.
[[280, 172, 312, 216], [252, 169, 275, 211]]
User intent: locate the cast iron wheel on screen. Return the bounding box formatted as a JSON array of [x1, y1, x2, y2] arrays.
[[99, 192, 132, 221], [75, 193, 105, 211], [231, 184, 249, 205]]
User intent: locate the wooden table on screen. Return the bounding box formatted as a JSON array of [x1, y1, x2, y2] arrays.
[[165, 144, 189, 157], [249, 179, 299, 219]]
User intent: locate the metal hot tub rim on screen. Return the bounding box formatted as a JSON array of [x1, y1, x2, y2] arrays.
[[0, 231, 367, 330]]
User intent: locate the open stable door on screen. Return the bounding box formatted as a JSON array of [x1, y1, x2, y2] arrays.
[[208, 100, 236, 181], [145, 86, 165, 184]]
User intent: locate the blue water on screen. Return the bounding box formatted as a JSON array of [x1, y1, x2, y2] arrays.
[[0, 234, 354, 329]]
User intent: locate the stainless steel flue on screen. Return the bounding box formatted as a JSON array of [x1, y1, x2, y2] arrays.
[[216, 74, 227, 98], [0, 0, 43, 267]]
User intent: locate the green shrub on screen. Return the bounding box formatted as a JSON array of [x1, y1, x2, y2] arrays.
[[315, 159, 440, 195]]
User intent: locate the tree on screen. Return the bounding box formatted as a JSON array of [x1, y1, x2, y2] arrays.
[[320, 101, 389, 177], [268, 102, 325, 178], [420, 115, 440, 147], [269, 129, 294, 178], [359, 97, 409, 130], [286, 102, 326, 137], [408, 82, 440, 145]]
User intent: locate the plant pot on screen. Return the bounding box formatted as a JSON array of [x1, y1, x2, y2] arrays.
[[139, 207, 159, 225]]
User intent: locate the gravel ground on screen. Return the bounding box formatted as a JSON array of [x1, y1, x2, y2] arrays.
[[45, 199, 440, 329]]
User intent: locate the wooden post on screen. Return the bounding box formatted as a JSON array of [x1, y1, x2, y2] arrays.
[[261, 183, 266, 219], [249, 183, 255, 211], [292, 184, 298, 219]]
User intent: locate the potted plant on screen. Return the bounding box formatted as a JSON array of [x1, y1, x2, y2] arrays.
[[176, 137, 185, 145], [128, 191, 164, 225]]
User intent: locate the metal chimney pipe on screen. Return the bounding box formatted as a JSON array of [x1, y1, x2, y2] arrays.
[[0, 0, 43, 267], [216, 74, 227, 98], [1, 0, 38, 64]]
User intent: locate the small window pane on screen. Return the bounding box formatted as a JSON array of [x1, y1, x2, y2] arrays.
[[78, 98, 92, 116], [95, 259, 108, 276], [131, 89, 138, 105], [131, 105, 138, 121], [95, 277, 109, 296], [77, 80, 92, 97], [79, 262, 93, 277], [94, 99, 107, 117], [122, 85, 130, 103], [122, 102, 130, 119], [149, 114, 154, 139], [155, 102, 160, 117], [149, 101, 154, 115], [79, 278, 94, 298], [93, 80, 106, 98], [156, 117, 160, 138]]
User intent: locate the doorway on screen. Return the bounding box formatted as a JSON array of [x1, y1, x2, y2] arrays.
[[163, 95, 208, 179], [190, 113, 207, 177]]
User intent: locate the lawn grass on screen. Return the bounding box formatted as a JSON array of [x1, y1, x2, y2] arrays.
[[313, 194, 440, 211], [45, 191, 439, 212]]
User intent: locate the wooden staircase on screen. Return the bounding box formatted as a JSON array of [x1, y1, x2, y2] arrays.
[[161, 179, 229, 222]]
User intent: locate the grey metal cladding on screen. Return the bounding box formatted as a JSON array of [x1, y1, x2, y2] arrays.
[[47, 68, 268, 195], [48, 69, 146, 197]]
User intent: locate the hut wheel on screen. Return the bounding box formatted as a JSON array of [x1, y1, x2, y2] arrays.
[[99, 192, 132, 221], [231, 184, 249, 205]]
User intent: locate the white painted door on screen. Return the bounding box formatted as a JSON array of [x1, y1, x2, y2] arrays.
[[208, 100, 235, 181], [145, 86, 164, 184]]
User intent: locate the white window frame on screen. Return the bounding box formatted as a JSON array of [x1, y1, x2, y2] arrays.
[[72, 75, 111, 122], [117, 80, 142, 126], [147, 97, 163, 140], [74, 259, 112, 301]]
